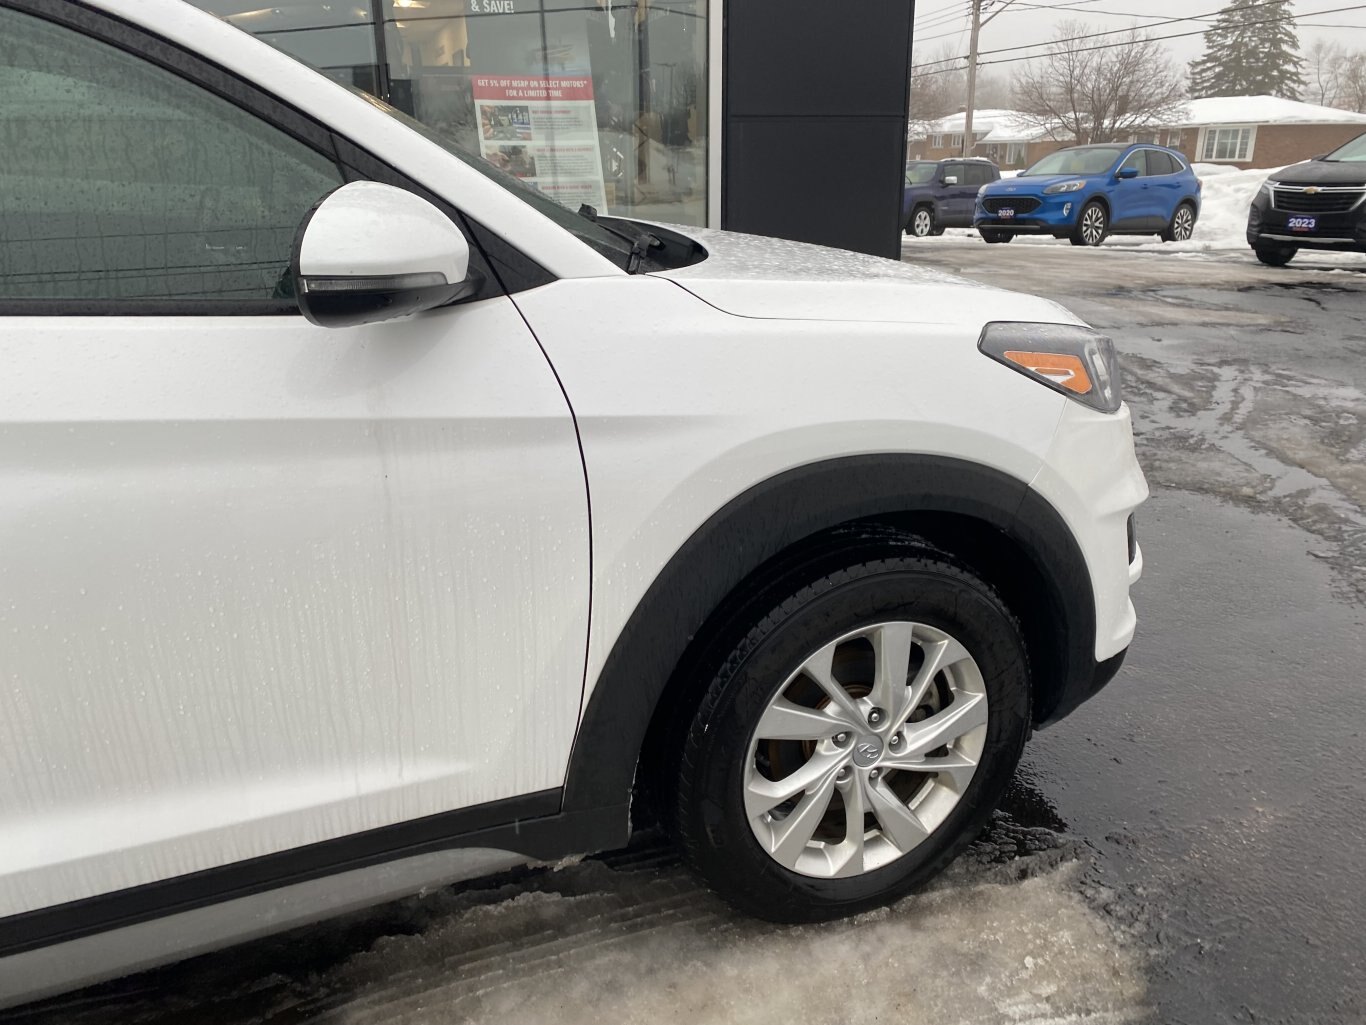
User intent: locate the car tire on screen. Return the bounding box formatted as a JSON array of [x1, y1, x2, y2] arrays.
[[1254, 244, 1297, 267], [1161, 202, 1197, 243], [673, 545, 1030, 923], [980, 229, 1015, 244], [907, 206, 936, 238], [1070, 201, 1108, 247]]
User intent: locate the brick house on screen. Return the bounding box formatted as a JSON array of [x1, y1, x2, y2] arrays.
[[909, 97, 1366, 171]]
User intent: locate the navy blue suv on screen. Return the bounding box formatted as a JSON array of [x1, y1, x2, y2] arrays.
[[903, 158, 1001, 237]]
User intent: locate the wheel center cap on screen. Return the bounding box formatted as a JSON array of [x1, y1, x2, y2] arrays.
[[853, 735, 884, 767]]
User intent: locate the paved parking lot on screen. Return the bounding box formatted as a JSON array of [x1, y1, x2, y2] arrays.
[[7, 242, 1364, 1025]]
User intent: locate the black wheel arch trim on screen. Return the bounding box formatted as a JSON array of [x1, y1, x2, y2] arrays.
[[561, 453, 1099, 819]]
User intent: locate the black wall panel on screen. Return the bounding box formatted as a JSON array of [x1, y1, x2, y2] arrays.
[[722, 0, 914, 259]]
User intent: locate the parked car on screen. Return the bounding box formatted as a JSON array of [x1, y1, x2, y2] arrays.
[[0, 0, 1148, 1007], [904, 157, 1001, 237], [974, 144, 1202, 246], [1247, 130, 1366, 266]]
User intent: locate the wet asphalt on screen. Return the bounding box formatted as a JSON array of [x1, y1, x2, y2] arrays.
[[905, 239, 1366, 1024], [6, 242, 1365, 1025]]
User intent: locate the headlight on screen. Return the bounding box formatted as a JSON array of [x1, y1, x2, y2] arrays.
[[978, 322, 1122, 414], [1043, 180, 1086, 195], [1260, 179, 1280, 195], [978, 185, 989, 197]]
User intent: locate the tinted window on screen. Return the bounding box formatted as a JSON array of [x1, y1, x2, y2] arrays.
[[0, 7, 345, 303], [1120, 150, 1148, 177], [942, 163, 965, 183], [1148, 151, 1177, 176], [965, 164, 992, 186]]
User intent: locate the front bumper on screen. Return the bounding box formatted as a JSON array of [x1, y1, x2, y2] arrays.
[[1247, 191, 1366, 252], [1029, 399, 1148, 724], [974, 190, 1086, 232]]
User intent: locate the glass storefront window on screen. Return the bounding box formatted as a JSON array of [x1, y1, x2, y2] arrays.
[[192, 0, 708, 226]]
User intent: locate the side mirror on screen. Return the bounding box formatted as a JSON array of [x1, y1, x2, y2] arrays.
[[943, 175, 959, 185], [292, 181, 476, 329], [1117, 167, 1140, 180]]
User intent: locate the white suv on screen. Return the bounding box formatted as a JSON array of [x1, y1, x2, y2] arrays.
[[0, 0, 1147, 1007]]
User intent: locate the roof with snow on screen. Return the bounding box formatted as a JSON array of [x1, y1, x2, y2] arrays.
[[1166, 96, 1366, 127], [910, 109, 1052, 143]]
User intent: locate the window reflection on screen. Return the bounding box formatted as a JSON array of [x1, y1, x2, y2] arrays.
[[191, 0, 708, 225]]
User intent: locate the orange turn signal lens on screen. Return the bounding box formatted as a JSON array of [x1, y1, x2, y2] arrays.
[[1002, 351, 1093, 395]]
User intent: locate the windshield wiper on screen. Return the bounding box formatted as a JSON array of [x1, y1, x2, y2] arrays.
[[579, 204, 662, 274]]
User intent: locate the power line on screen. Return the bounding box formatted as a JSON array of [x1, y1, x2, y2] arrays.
[[911, 1, 1366, 77], [913, 0, 1352, 71], [915, 0, 1304, 68]]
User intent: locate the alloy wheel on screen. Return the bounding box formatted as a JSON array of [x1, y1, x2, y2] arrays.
[[1081, 204, 1106, 246], [1172, 205, 1194, 241], [743, 621, 988, 879], [912, 209, 934, 237]]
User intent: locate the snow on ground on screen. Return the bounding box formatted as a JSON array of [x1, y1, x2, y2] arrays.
[[314, 859, 1148, 1025], [27, 828, 1149, 1025]]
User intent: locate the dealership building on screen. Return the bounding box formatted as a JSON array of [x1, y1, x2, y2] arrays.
[[192, 0, 916, 257]]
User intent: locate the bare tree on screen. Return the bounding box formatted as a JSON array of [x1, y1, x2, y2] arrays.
[[1012, 22, 1187, 144], [1338, 51, 1366, 113], [909, 44, 967, 133], [1304, 39, 1346, 106]]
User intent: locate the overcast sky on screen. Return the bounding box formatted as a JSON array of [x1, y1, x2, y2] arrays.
[[912, 0, 1366, 76]]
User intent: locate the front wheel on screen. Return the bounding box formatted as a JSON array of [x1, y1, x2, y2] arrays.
[[1254, 244, 1297, 267], [907, 207, 936, 238], [980, 229, 1015, 244], [1070, 201, 1108, 247], [673, 547, 1030, 922], [1161, 203, 1197, 243]]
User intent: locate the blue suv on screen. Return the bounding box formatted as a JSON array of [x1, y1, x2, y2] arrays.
[[904, 158, 1001, 237], [974, 144, 1202, 246]]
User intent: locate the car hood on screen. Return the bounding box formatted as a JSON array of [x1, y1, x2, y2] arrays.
[[650, 225, 1078, 326], [984, 174, 1084, 195], [1271, 159, 1366, 185]]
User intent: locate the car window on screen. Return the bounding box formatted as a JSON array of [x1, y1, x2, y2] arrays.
[[905, 163, 938, 185], [1120, 150, 1148, 177], [1151, 151, 1177, 175], [1021, 147, 1124, 177], [942, 163, 965, 183], [0, 6, 345, 304], [974, 164, 996, 185], [1324, 132, 1366, 162]]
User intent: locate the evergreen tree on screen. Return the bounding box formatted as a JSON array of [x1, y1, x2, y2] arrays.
[[1189, 0, 1307, 99]]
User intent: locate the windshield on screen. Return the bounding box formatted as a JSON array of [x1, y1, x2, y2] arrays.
[[352, 90, 638, 271], [905, 162, 938, 185], [1021, 147, 1125, 177], [1324, 132, 1366, 162]]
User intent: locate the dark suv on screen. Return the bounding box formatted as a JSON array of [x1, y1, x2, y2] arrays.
[[904, 158, 1001, 237], [1248, 130, 1366, 266]]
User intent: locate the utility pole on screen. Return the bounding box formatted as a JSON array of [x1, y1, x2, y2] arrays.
[[961, 0, 1020, 157]]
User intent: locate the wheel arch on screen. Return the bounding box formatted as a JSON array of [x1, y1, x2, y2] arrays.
[[560, 454, 1096, 825]]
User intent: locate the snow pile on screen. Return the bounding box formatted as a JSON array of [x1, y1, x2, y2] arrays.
[[1176, 165, 1282, 251]]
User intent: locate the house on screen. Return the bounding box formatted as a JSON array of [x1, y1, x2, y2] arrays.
[[907, 110, 1059, 170], [908, 97, 1366, 171], [1151, 96, 1366, 169]]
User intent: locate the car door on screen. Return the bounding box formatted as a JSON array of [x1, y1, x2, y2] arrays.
[[939, 162, 973, 224], [0, 4, 590, 917], [1111, 149, 1150, 229], [1145, 150, 1184, 227]]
